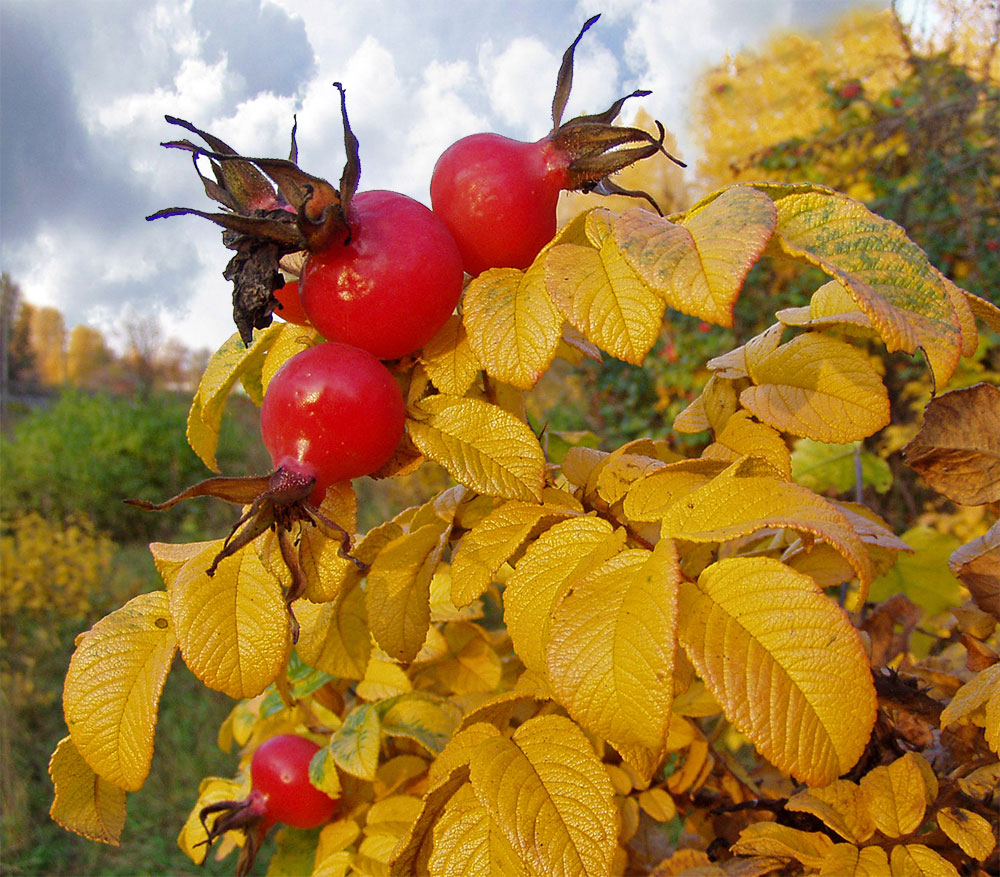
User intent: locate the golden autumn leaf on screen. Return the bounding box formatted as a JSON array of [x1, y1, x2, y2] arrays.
[[294, 586, 370, 679], [903, 383, 1000, 505], [168, 541, 291, 699], [408, 396, 545, 502], [637, 788, 677, 823], [505, 516, 626, 675], [764, 185, 963, 387], [818, 843, 890, 876], [451, 499, 576, 607], [48, 736, 126, 846], [703, 410, 792, 478], [381, 692, 462, 756], [889, 844, 960, 876], [545, 210, 665, 364], [612, 186, 776, 327], [622, 459, 726, 522], [63, 591, 177, 791], [786, 779, 874, 843], [149, 540, 205, 584], [186, 324, 283, 471], [327, 702, 382, 780], [357, 650, 412, 702], [937, 807, 996, 861], [656, 468, 873, 598], [678, 557, 876, 785], [260, 322, 321, 394], [547, 541, 679, 774], [429, 782, 529, 877], [463, 261, 563, 389], [777, 280, 876, 337], [730, 823, 835, 870], [432, 622, 504, 695], [940, 662, 1000, 753], [858, 752, 928, 838], [469, 714, 619, 877], [673, 374, 741, 435], [741, 332, 890, 442], [366, 522, 449, 663], [949, 520, 1000, 620], [421, 314, 481, 396]]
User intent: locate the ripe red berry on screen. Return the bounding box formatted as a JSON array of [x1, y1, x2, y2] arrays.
[[249, 734, 338, 829], [272, 279, 311, 326]]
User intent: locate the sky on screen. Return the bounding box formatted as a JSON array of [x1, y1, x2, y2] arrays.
[[1, 0, 894, 354]]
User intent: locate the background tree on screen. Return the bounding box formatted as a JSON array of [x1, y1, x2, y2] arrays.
[[1, 273, 38, 394], [28, 306, 68, 386], [65, 325, 114, 389]]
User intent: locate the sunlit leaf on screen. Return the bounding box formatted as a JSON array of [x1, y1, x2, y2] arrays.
[[420, 314, 481, 396], [858, 753, 928, 838], [260, 322, 321, 394], [408, 396, 545, 502], [469, 714, 618, 876], [546, 210, 665, 364], [169, 541, 291, 699], [741, 333, 890, 442], [432, 622, 504, 695], [48, 736, 126, 846], [704, 410, 792, 479], [731, 822, 835, 870], [613, 186, 776, 327], [673, 374, 740, 434], [678, 557, 876, 784], [904, 383, 1000, 505], [818, 844, 890, 876], [622, 459, 726, 522], [63, 591, 177, 791], [787, 780, 874, 843], [547, 541, 679, 775], [357, 650, 412, 702], [937, 807, 996, 861], [464, 261, 563, 389], [889, 844, 960, 876], [294, 586, 370, 680], [505, 516, 626, 675], [764, 185, 963, 387], [177, 775, 249, 864]]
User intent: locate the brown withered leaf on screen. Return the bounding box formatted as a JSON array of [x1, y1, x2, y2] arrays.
[[862, 594, 922, 669], [949, 521, 1000, 621], [903, 383, 1000, 505]]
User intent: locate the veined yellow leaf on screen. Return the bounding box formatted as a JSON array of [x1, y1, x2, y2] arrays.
[[469, 714, 618, 877], [357, 650, 412, 702], [294, 586, 370, 680], [177, 775, 250, 864], [786, 779, 874, 843], [818, 844, 890, 876], [260, 322, 321, 394], [703, 410, 792, 479], [63, 591, 177, 791], [678, 557, 876, 785], [451, 500, 576, 607], [430, 782, 530, 877], [547, 541, 679, 770], [638, 788, 677, 823], [937, 807, 996, 861], [429, 723, 503, 786], [149, 540, 206, 584], [169, 541, 291, 699], [766, 186, 963, 387], [731, 823, 835, 870], [186, 324, 283, 470], [505, 516, 626, 675], [464, 261, 563, 390], [48, 736, 126, 846], [408, 396, 545, 502], [381, 692, 462, 756], [657, 471, 873, 597], [940, 662, 1000, 753], [889, 844, 960, 876], [622, 459, 726, 522], [546, 211, 665, 364], [421, 314, 481, 396], [741, 333, 890, 442], [327, 702, 381, 781], [673, 374, 741, 435], [612, 186, 776, 327], [431, 621, 503, 695], [366, 522, 449, 663]]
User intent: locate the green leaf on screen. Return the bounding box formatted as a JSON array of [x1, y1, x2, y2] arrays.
[[870, 525, 962, 617], [791, 439, 892, 495]]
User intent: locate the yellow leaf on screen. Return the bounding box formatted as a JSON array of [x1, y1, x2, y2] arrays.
[[328, 702, 381, 780], [464, 261, 563, 389], [622, 459, 725, 522], [741, 333, 890, 442], [294, 586, 370, 680], [149, 540, 205, 584], [638, 788, 677, 822], [903, 383, 1000, 505], [612, 186, 776, 327], [731, 823, 835, 869], [366, 522, 449, 663], [678, 557, 876, 785], [429, 782, 530, 877], [869, 525, 961, 617], [451, 500, 575, 607], [421, 314, 481, 396], [434, 622, 503, 695], [818, 843, 890, 876], [937, 807, 996, 861], [365, 794, 424, 841], [313, 820, 360, 877], [408, 396, 545, 502], [469, 714, 618, 876], [547, 541, 679, 770], [186, 325, 283, 471], [767, 186, 963, 387], [177, 775, 248, 864], [940, 662, 1000, 753], [703, 410, 792, 479], [673, 374, 741, 435], [859, 752, 928, 838], [657, 470, 873, 599], [48, 736, 126, 846], [260, 322, 321, 394], [505, 516, 626, 675], [786, 779, 874, 843], [357, 651, 412, 702], [63, 591, 177, 791], [169, 541, 291, 699], [381, 693, 462, 756], [545, 210, 665, 364], [777, 280, 876, 336], [593, 449, 669, 506], [889, 844, 960, 876], [428, 723, 503, 786]]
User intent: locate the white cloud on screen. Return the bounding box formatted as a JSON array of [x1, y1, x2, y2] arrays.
[[479, 36, 559, 135]]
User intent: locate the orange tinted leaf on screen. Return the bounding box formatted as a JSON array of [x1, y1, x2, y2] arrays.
[[48, 736, 126, 846], [786, 780, 874, 843], [940, 662, 1000, 753], [889, 844, 960, 876], [937, 807, 996, 861], [818, 843, 890, 876], [703, 410, 791, 478], [731, 822, 835, 870]]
